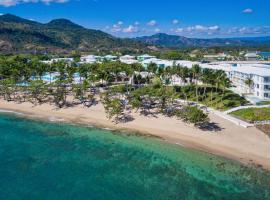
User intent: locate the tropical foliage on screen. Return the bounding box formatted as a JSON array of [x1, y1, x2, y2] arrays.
[[0, 55, 248, 127]]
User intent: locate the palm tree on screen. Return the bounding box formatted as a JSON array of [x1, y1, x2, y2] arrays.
[[245, 77, 254, 94], [176, 66, 189, 104], [220, 76, 231, 106], [201, 68, 211, 100], [191, 64, 201, 102], [206, 69, 216, 107], [148, 63, 158, 75]]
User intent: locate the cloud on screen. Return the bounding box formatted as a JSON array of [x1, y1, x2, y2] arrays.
[[0, 0, 69, 7], [110, 21, 124, 32], [117, 21, 123, 25], [208, 25, 220, 31], [172, 19, 179, 25], [243, 8, 253, 14], [154, 28, 161, 33], [134, 21, 139, 26], [238, 26, 268, 35], [147, 20, 157, 26], [174, 28, 183, 33], [186, 25, 220, 32], [171, 25, 220, 35], [122, 25, 139, 33]]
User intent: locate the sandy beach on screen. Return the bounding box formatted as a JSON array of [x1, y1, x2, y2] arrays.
[[1, 99, 270, 170]]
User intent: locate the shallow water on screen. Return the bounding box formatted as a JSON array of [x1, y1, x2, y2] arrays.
[[0, 113, 270, 200]]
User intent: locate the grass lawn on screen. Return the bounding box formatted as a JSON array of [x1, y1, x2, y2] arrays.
[[231, 108, 270, 122], [178, 86, 248, 111], [256, 101, 270, 106]]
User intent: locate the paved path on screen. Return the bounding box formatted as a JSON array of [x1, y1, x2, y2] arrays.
[[176, 99, 255, 128], [211, 109, 253, 128]]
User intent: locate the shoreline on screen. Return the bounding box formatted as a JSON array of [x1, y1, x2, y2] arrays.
[[1, 99, 270, 171]]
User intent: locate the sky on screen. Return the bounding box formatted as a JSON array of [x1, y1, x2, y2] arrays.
[[0, 0, 269, 38]]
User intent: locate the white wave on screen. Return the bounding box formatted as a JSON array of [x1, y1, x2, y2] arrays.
[[0, 109, 23, 115], [48, 116, 65, 122]]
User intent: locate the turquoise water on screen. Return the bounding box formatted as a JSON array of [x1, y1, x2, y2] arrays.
[[0, 113, 270, 200]]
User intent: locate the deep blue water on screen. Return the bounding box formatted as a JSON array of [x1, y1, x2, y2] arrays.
[[0, 113, 270, 200], [259, 52, 270, 58]]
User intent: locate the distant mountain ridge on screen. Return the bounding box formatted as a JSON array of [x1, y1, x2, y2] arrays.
[[135, 33, 270, 48], [0, 14, 269, 53], [0, 14, 149, 53]]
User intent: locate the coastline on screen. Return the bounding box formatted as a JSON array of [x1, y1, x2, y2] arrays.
[[1, 99, 270, 170]]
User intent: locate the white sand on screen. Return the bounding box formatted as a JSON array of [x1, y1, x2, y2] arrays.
[[1, 99, 270, 170]]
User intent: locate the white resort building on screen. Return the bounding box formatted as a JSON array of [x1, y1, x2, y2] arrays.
[[119, 55, 138, 64], [137, 54, 156, 62], [80, 55, 98, 64], [199, 62, 270, 103], [229, 64, 270, 101], [245, 52, 259, 61], [43, 54, 270, 103]]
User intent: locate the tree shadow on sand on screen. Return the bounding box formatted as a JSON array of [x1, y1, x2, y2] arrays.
[[114, 113, 135, 124], [197, 122, 224, 132]]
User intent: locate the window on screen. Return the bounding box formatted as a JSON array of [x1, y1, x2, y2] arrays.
[[264, 93, 269, 98]]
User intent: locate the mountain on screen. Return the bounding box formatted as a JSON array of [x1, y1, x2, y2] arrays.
[[135, 33, 270, 48], [0, 14, 149, 54]]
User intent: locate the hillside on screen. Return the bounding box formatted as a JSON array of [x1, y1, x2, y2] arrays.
[[0, 14, 149, 54], [135, 33, 270, 48]]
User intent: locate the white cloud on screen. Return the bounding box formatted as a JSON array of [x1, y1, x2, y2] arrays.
[[185, 25, 220, 33], [147, 20, 157, 26], [172, 19, 179, 25], [154, 28, 161, 33], [243, 8, 253, 14], [122, 25, 139, 33], [117, 21, 123, 25], [208, 25, 220, 31], [134, 21, 139, 26], [194, 25, 207, 31], [238, 26, 265, 35], [171, 25, 220, 35], [174, 28, 183, 33], [110, 21, 124, 32], [0, 0, 69, 7]]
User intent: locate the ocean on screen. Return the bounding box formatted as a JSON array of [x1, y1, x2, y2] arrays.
[[0, 113, 269, 200], [259, 52, 270, 58]]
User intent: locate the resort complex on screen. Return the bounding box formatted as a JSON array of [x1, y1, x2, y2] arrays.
[[0, 2, 270, 198], [41, 53, 270, 103]]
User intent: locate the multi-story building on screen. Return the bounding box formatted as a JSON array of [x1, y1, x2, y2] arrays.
[[229, 64, 270, 100]]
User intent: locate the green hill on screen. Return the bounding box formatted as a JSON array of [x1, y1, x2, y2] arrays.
[[0, 14, 149, 54], [135, 33, 270, 48]]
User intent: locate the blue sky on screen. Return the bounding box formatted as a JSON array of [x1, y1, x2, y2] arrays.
[[0, 0, 269, 38]]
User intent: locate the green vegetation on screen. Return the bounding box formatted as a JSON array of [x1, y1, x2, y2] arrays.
[[245, 78, 254, 94], [153, 50, 201, 61], [0, 14, 149, 54], [135, 33, 270, 51], [256, 101, 270, 106], [0, 54, 248, 127], [1, 14, 270, 55], [231, 108, 270, 122]]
